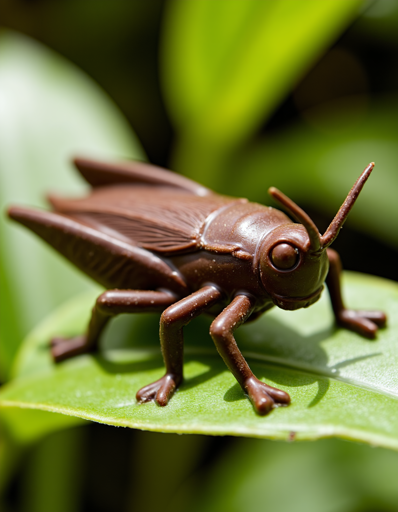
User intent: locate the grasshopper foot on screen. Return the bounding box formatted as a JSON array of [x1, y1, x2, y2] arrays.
[[337, 309, 387, 339], [136, 374, 182, 406], [51, 335, 91, 363], [245, 377, 290, 415]]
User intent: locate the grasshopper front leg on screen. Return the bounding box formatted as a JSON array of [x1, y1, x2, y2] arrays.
[[51, 290, 177, 362], [210, 295, 290, 415], [326, 248, 387, 338], [136, 286, 222, 406]]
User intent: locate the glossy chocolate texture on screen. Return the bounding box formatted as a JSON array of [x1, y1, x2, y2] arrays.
[[8, 159, 387, 415]]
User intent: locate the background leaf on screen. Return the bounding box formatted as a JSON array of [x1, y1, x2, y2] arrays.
[[1, 272, 397, 448], [191, 437, 398, 512], [0, 29, 144, 379], [162, 0, 363, 179], [227, 97, 398, 249]]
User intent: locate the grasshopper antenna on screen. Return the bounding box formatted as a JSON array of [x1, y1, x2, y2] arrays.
[[269, 162, 375, 252], [321, 162, 374, 248], [268, 187, 321, 252]]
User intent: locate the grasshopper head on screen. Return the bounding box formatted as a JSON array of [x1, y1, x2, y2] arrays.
[[258, 163, 374, 310]]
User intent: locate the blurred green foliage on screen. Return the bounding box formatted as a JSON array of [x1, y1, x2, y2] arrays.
[[1, 0, 397, 511], [0, 31, 144, 379], [163, 0, 362, 180], [192, 437, 398, 512]]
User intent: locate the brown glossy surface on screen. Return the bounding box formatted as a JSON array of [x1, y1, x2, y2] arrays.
[[7, 158, 387, 415]]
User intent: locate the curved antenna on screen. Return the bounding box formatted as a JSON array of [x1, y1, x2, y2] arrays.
[[321, 162, 374, 248], [268, 187, 321, 252]]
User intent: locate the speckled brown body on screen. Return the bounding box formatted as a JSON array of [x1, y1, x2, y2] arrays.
[[8, 158, 386, 415]]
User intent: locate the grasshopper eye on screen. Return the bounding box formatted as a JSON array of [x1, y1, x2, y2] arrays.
[[270, 243, 299, 271]]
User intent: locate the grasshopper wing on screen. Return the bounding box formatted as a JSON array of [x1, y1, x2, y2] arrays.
[[8, 206, 188, 294], [48, 187, 244, 255], [73, 157, 211, 196]]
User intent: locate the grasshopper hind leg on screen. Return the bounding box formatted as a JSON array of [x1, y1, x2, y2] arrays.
[[51, 289, 177, 363], [51, 335, 92, 362]]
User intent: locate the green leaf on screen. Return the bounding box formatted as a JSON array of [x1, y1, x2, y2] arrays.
[[0, 29, 144, 378], [161, 0, 363, 177], [1, 272, 397, 449]]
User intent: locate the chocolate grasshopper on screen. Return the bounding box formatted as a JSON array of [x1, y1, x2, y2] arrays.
[[8, 159, 386, 415]]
